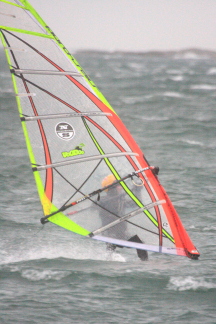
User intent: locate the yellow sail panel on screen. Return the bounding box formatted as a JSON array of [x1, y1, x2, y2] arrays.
[[49, 213, 90, 236]]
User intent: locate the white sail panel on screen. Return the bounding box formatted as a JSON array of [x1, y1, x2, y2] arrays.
[[0, 0, 200, 259]]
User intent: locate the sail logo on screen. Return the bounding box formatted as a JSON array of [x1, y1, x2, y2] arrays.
[[62, 144, 85, 158], [55, 122, 75, 140]]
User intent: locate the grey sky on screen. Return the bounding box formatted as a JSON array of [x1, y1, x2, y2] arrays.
[[0, 1, 213, 52], [29, 0, 216, 52]]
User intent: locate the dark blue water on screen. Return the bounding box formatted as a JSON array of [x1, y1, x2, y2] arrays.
[[0, 49, 216, 324]]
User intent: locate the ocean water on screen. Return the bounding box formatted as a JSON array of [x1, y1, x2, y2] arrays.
[[0, 49, 216, 324]]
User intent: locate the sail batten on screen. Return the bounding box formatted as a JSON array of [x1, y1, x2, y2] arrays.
[[11, 68, 84, 76], [21, 111, 112, 121], [0, 0, 200, 259], [32, 152, 139, 171]]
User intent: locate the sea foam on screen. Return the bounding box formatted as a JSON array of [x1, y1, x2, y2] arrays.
[[167, 276, 216, 291]]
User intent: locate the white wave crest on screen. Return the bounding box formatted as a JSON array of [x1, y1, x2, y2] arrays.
[[203, 225, 216, 232], [191, 84, 216, 91], [21, 269, 70, 281], [179, 139, 204, 147], [173, 51, 210, 60], [141, 116, 169, 121], [166, 69, 183, 75], [163, 92, 183, 98], [121, 96, 144, 104], [207, 67, 216, 75], [169, 75, 184, 82], [167, 276, 216, 291]]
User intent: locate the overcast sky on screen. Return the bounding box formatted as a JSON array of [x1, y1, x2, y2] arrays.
[[1, 0, 213, 52], [28, 0, 216, 52]]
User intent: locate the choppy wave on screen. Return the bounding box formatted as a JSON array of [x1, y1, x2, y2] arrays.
[[121, 95, 147, 105], [163, 91, 184, 98], [21, 268, 70, 281], [0, 233, 127, 266], [190, 84, 216, 91], [169, 75, 184, 82], [76, 48, 216, 61], [178, 139, 204, 147], [173, 51, 211, 60], [1, 49, 216, 324], [202, 225, 216, 232], [141, 116, 169, 121], [0, 88, 14, 99], [207, 67, 216, 75], [167, 276, 216, 291]]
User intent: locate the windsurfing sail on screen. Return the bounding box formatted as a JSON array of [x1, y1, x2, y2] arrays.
[[0, 0, 200, 259]]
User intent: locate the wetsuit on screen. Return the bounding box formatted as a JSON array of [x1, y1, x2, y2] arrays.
[[98, 185, 148, 261]]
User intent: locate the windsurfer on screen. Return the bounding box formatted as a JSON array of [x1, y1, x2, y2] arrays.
[[98, 174, 149, 261]]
